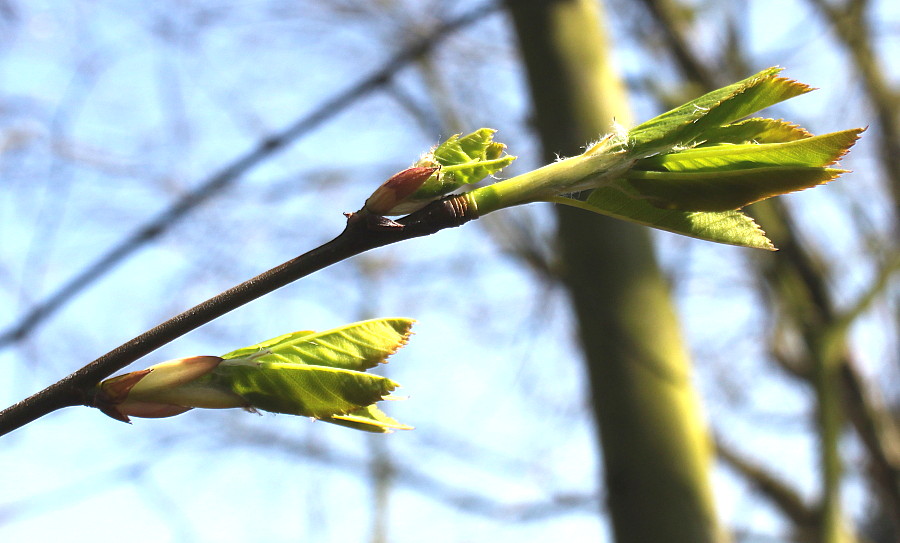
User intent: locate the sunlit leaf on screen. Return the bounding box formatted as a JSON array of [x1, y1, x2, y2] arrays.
[[696, 118, 812, 145], [324, 404, 413, 433], [635, 129, 862, 172], [432, 128, 517, 186], [221, 318, 413, 371], [219, 360, 400, 419], [97, 318, 416, 432], [625, 167, 847, 211], [219, 330, 315, 361], [551, 188, 774, 250], [619, 128, 862, 211], [388, 128, 516, 214], [627, 67, 812, 154], [214, 318, 414, 425]]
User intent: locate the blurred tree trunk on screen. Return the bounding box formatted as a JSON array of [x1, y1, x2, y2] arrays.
[[505, 1, 723, 541]]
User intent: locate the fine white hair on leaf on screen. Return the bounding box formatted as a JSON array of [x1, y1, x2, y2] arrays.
[[611, 119, 629, 141], [583, 135, 607, 151]]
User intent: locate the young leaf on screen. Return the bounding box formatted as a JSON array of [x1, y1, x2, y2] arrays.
[[627, 67, 812, 155], [219, 330, 316, 361], [695, 118, 812, 146], [95, 318, 416, 432], [622, 128, 862, 211], [432, 128, 517, 186], [550, 188, 775, 250], [220, 318, 414, 371], [217, 361, 400, 419], [386, 128, 516, 215], [325, 404, 413, 433], [634, 129, 862, 172], [625, 167, 848, 211]]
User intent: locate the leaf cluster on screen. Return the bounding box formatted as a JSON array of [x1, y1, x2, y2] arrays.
[[218, 318, 414, 432], [551, 67, 863, 249]]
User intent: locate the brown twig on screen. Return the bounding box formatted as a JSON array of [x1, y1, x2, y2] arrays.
[[0, 196, 476, 437], [716, 435, 818, 533]]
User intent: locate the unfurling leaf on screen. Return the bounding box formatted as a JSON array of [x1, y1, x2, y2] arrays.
[[634, 129, 862, 173], [378, 128, 516, 215], [621, 128, 863, 212], [625, 167, 848, 212], [551, 190, 775, 250], [431, 128, 517, 187], [626, 67, 813, 155], [220, 317, 412, 370], [219, 361, 398, 419], [94, 318, 415, 433], [694, 118, 812, 146]]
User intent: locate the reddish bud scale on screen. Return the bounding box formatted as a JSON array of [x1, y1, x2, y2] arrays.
[[364, 166, 438, 215], [94, 355, 233, 423]]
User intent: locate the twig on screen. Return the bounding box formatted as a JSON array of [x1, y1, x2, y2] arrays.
[[0, 2, 500, 349], [805, 0, 900, 227], [634, 0, 720, 90], [715, 436, 818, 531], [0, 197, 476, 437]]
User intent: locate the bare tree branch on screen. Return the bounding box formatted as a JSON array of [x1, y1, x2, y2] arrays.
[[634, 0, 719, 90], [806, 0, 900, 228], [716, 436, 818, 537]]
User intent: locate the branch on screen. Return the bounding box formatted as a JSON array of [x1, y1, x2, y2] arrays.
[[716, 436, 818, 531], [840, 360, 900, 535], [0, 197, 476, 437], [805, 0, 900, 226], [634, 0, 720, 90], [0, 1, 500, 349]]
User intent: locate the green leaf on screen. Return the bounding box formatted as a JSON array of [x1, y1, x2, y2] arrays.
[[212, 318, 414, 428], [620, 129, 862, 211], [221, 318, 413, 371], [625, 167, 847, 211], [696, 118, 812, 145], [432, 128, 517, 186], [635, 129, 862, 172], [324, 404, 413, 433], [627, 67, 812, 155], [218, 361, 399, 419], [550, 187, 775, 250], [219, 330, 315, 361], [467, 69, 860, 250], [388, 128, 516, 214]]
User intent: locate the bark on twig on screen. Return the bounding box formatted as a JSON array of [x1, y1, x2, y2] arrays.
[[0, 197, 476, 437]]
